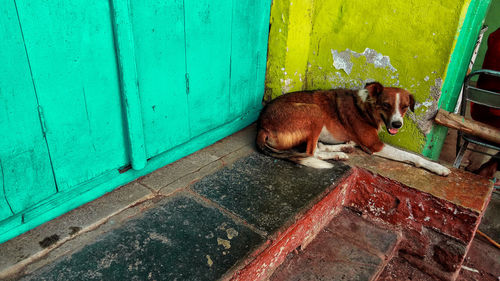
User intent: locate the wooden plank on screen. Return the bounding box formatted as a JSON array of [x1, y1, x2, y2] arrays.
[[0, 2, 57, 217], [130, 0, 190, 158], [434, 109, 500, 144], [0, 109, 260, 244], [15, 0, 129, 190], [184, 0, 232, 137], [229, 0, 272, 119], [109, 0, 147, 171]]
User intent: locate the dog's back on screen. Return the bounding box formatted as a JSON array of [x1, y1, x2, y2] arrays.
[[256, 89, 361, 168]]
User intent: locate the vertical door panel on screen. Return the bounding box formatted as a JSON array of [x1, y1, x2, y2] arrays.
[[130, 0, 190, 158], [229, 0, 272, 119], [0, 2, 57, 216], [185, 1, 232, 137], [15, 1, 128, 190], [253, 0, 273, 109]]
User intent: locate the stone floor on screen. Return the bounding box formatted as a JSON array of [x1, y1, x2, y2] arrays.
[[0, 124, 498, 281], [6, 152, 352, 281]]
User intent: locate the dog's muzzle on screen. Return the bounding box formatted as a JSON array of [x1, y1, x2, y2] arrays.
[[381, 115, 401, 135], [388, 120, 402, 135]]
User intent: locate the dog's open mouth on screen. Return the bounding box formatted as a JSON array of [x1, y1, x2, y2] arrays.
[[388, 128, 399, 135], [381, 115, 399, 135]]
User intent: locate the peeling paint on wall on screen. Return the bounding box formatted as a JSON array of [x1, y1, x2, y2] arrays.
[[331, 49, 354, 75], [265, 0, 468, 153], [409, 78, 443, 135], [331, 47, 399, 85], [355, 48, 397, 73]]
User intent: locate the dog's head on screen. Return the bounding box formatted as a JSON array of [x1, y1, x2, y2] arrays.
[[363, 82, 415, 135]]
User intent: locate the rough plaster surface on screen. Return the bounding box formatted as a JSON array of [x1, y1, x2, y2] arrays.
[[265, 0, 468, 153], [331, 48, 397, 76]]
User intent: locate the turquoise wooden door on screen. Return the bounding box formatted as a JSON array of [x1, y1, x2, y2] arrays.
[[131, 0, 271, 157], [130, 0, 190, 158], [229, 0, 270, 119], [185, 1, 233, 137], [15, 1, 129, 191], [0, 2, 57, 219], [0, 0, 271, 243]]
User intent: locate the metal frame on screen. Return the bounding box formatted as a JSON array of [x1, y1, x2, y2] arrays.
[[454, 69, 500, 168]]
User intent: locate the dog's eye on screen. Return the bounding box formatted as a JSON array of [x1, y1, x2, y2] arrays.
[[382, 103, 391, 109], [402, 105, 409, 110]]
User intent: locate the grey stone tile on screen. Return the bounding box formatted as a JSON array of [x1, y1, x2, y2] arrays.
[[191, 153, 351, 234], [21, 193, 264, 281]]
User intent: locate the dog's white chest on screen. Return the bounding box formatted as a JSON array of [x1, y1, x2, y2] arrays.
[[318, 126, 342, 144]]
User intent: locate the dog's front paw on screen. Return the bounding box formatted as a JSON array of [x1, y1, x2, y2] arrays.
[[316, 151, 349, 161], [426, 162, 451, 177], [340, 146, 355, 153]]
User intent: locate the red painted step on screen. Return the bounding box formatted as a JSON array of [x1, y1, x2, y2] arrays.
[[229, 158, 493, 281], [270, 209, 400, 281]]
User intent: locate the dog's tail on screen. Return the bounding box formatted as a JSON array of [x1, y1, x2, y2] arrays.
[[256, 129, 333, 169]]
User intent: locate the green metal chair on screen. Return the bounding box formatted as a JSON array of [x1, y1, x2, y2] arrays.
[[454, 69, 500, 168]]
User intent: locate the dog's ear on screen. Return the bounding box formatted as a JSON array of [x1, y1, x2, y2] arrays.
[[364, 82, 384, 97], [409, 94, 415, 112]]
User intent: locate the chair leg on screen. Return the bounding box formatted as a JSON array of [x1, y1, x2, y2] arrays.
[[456, 131, 462, 156], [453, 140, 469, 168]]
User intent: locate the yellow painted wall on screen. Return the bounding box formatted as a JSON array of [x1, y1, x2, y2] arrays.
[[265, 0, 470, 152]]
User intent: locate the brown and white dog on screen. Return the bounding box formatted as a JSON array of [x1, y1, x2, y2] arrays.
[[256, 82, 450, 176]]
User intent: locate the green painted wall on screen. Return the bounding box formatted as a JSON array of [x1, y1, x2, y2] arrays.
[[266, 0, 471, 153]]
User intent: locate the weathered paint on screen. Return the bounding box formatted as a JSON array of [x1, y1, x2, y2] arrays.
[[0, 2, 58, 218], [0, 0, 272, 243], [130, 0, 191, 158], [266, 0, 480, 153], [264, 0, 290, 102], [109, 0, 147, 170], [15, 0, 130, 190]]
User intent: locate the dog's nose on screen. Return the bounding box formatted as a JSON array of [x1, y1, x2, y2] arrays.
[[391, 121, 402, 129]]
